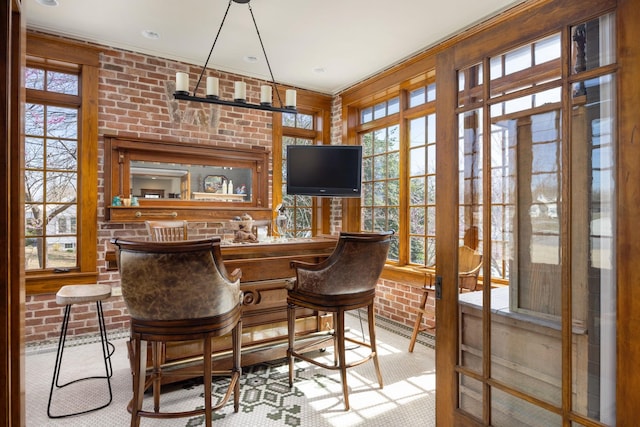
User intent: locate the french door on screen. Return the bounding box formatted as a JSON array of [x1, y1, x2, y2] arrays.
[[434, 2, 619, 425]]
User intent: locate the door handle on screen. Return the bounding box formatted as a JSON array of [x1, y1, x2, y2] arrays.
[[435, 275, 442, 300]]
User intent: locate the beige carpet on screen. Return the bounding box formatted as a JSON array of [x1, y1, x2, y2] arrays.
[[26, 311, 436, 426]]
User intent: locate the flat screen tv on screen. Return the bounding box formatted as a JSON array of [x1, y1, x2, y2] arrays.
[[286, 145, 362, 197]]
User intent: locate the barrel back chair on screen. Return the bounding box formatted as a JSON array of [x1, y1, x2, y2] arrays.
[[111, 237, 242, 427], [286, 230, 393, 410]]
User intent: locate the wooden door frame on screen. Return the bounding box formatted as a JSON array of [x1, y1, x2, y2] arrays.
[[1, 0, 25, 426]]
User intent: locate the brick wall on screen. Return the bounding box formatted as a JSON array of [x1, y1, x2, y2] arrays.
[[24, 42, 430, 345]]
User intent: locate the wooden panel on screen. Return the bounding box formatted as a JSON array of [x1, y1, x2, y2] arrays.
[[1, 2, 25, 426], [616, 0, 640, 422]]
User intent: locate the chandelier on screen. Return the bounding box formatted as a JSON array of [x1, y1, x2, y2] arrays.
[[173, 0, 297, 113]]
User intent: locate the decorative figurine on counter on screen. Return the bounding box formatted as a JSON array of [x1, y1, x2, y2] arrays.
[[112, 195, 122, 206], [232, 213, 258, 243], [233, 225, 258, 243], [131, 196, 139, 207]]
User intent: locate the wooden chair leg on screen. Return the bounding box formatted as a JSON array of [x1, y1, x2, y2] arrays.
[[131, 338, 146, 427], [367, 304, 383, 388], [287, 303, 296, 388], [232, 320, 241, 412], [408, 287, 430, 352], [336, 310, 349, 410], [203, 335, 213, 427], [152, 341, 161, 413]]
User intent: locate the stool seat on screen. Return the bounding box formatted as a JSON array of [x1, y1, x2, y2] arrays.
[[56, 284, 112, 305], [48, 284, 114, 418]]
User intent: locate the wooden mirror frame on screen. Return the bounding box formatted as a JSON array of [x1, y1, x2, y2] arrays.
[[105, 135, 271, 222]]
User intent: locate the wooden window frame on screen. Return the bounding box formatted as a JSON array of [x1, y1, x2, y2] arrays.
[[25, 33, 100, 294]]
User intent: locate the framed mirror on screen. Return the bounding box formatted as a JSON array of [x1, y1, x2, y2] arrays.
[[105, 135, 270, 222]]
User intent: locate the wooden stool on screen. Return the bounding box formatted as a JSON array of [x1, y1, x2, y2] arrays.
[[47, 284, 114, 418], [408, 269, 436, 352]]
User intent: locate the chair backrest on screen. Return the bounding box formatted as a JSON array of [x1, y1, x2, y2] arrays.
[[145, 220, 188, 241], [458, 245, 482, 274], [111, 237, 241, 321], [458, 245, 483, 291], [292, 231, 393, 296]]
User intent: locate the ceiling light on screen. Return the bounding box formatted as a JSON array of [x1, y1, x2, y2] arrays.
[[141, 30, 160, 40], [173, 0, 296, 113], [36, 0, 59, 6]]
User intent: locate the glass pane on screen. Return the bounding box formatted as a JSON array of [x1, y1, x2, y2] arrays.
[[46, 172, 78, 203], [46, 138, 78, 170], [25, 137, 45, 169], [458, 374, 482, 421], [24, 237, 44, 271], [361, 107, 373, 124], [282, 112, 296, 127], [25, 171, 44, 203], [373, 102, 386, 120], [47, 106, 78, 139], [409, 87, 425, 107], [458, 63, 483, 107], [571, 13, 615, 76], [504, 45, 531, 75], [24, 104, 45, 136], [410, 207, 425, 234], [457, 108, 483, 375], [46, 236, 78, 268], [296, 113, 313, 129], [46, 204, 76, 235], [410, 117, 425, 146], [409, 236, 426, 264], [410, 177, 425, 204], [426, 83, 436, 102], [388, 125, 400, 151], [570, 74, 616, 424], [492, 388, 562, 426], [25, 67, 45, 90], [535, 34, 561, 65], [387, 97, 400, 115], [46, 71, 78, 95]]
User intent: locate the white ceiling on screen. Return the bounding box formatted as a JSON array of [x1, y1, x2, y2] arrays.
[[24, 0, 524, 95]]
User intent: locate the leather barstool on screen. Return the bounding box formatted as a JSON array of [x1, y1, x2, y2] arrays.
[[47, 284, 114, 418]]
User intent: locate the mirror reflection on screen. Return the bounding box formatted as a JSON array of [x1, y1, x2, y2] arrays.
[[130, 161, 252, 202]]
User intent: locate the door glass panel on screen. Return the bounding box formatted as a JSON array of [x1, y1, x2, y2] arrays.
[[571, 13, 615, 77], [457, 103, 484, 420], [570, 74, 616, 423], [459, 374, 483, 422], [490, 92, 563, 404], [491, 388, 562, 426]]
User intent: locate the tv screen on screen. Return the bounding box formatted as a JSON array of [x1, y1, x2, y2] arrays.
[[286, 145, 362, 197]]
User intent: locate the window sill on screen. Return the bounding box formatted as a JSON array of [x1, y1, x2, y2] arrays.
[[26, 271, 99, 295]]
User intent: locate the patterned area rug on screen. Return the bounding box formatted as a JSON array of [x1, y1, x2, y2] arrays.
[[27, 312, 436, 426]]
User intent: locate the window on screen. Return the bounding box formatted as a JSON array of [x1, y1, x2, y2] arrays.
[[355, 83, 436, 266], [24, 68, 80, 271], [360, 125, 400, 260], [279, 112, 318, 238], [25, 33, 99, 293]]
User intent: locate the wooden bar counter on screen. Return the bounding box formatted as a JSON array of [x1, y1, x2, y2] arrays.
[[148, 236, 338, 378]]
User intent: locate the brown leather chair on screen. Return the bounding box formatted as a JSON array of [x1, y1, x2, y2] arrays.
[[145, 220, 188, 241], [286, 230, 393, 410], [111, 237, 242, 427]]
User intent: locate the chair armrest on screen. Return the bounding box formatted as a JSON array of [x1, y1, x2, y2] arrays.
[[284, 277, 296, 291], [290, 260, 321, 270], [228, 267, 242, 282]]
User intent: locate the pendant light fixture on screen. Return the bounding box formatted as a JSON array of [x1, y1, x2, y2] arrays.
[[173, 0, 297, 113]]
